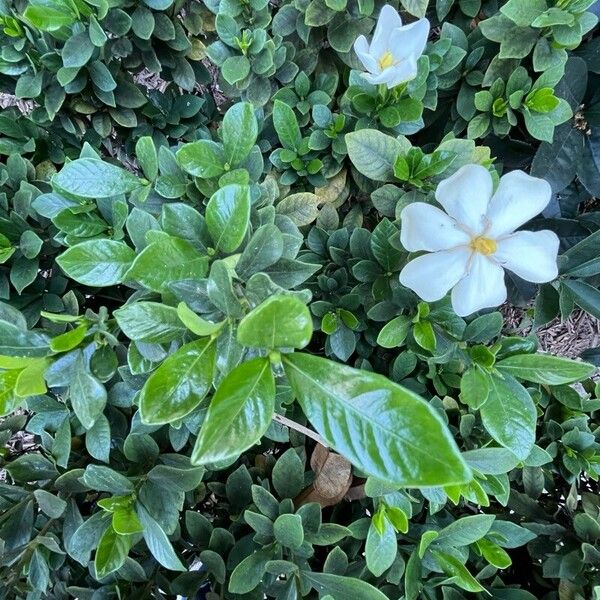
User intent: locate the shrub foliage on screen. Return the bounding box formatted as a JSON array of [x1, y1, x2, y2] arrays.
[[0, 0, 599, 599]]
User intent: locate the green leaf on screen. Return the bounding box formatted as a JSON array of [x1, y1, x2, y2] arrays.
[[238, 296, 313, 349], [366, 517, 397, 576], [0, 369, 21, 416], [346, 130, 408, 182], [62, 30, 94, 69], [274, 513, 304, 549], [400, 0, 429, 18], [434, 514, 495, 547], [114, 302, 186, 344], [497, 353, 596, 385], [205, 184, 251, 252], [236, 224, 284, 279], [229, 547, 276, 594], [112, 506, 144, 535], [562, 280, 600, 320], [222, 55, 251, 85], [222, 102, 258, 166], [176, 140, 225, 178], [177, 303, 223, 336], [125, 236, 208, 293], [302, 571, 389, 600], [192, 358, 275, 464], [273, 100, 302, 150], [477, 538, 512, 569], [283, 353, 471, 486], [33, 490, 67, 518], [53, 158, 143, 198], [276, 193, 320, 226], [137, 504, 186, 571], [70, 354, 106, 429], [0, 321, 50, 358], [135, 136, 158, 181], [56, 240, 135, 287], [480, 374, 536, 460], [50, 324, 87, 352], [94, 526, 131, 579], [83, 465, 134, 495], [140, 339, 216, 424], [500, 0, 547, 26], [377, 316, 411, 348], [14, 358, 48, 397], [432, 551, 485, 593]]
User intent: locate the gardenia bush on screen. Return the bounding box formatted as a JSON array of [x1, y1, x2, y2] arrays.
[[0, 1, 599, 599]]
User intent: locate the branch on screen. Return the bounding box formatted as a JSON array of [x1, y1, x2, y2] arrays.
[[272, 414, 328, 448]]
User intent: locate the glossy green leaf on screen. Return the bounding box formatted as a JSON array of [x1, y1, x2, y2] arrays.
[[176, 140, 225, 178], [222, 102, 258, 166], [140, 339, 216, 424], [497, 353, 596, 384], [283, 353, 471, 486], [57, 240, 135, 287], [205, 184, 250, 252], [238, 295, 313, 349], [480, 374, 536, 460], [177, 303, 224, 336], [53, 158, 143, 198], [114, 302, 186, 344], [94, 526, 131, 579], [125, 236, 208, 293], [192, 357, 275, 464]]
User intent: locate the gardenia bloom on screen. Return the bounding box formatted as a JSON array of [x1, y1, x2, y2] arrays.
[[353, 5, 430, 89], [399, 164, 559, 317]]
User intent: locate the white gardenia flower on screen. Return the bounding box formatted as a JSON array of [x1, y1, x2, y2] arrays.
[[353, 5, 430, 89], [399, 164, 560, 317]]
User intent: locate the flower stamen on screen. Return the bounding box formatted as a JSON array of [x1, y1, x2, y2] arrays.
[[470, 236, 497, 256], [378, 51, 395, 70]]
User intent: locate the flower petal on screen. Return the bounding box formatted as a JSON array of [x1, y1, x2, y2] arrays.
[[435, 164, 494, 235], [354, 35, 379, 73], [384, 58, 419, 87], [486, 170, 552, 237], [494, 230, 559, 283], [400, 202, 470, 252], [451, 254, 507, 317], [399, 247, 471, 303], [390, 18, 430, 60], [370, 4, 403, 57]]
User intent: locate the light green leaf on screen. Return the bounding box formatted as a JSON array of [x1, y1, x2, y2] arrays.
[[94, 526, 131, 579], [400, 0, 429, 18], [114, 302, 186, 344], [205, 184, 251, 252], [222, 102, 258, 166], [176, 140, 225, 178], [238, 296, 313, 349], [177, 303, 224, 336], [276, 193, 320, 226], [345, 130, 408, 182], [273, 100, 302, 150], [125, 236, 208, 293], [53, 158, 143, 198], [56, 240, 135, 287]]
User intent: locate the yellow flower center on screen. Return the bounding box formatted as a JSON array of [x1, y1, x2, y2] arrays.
[[378, 51, 395, 70], [470, 236, 497, 256]]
